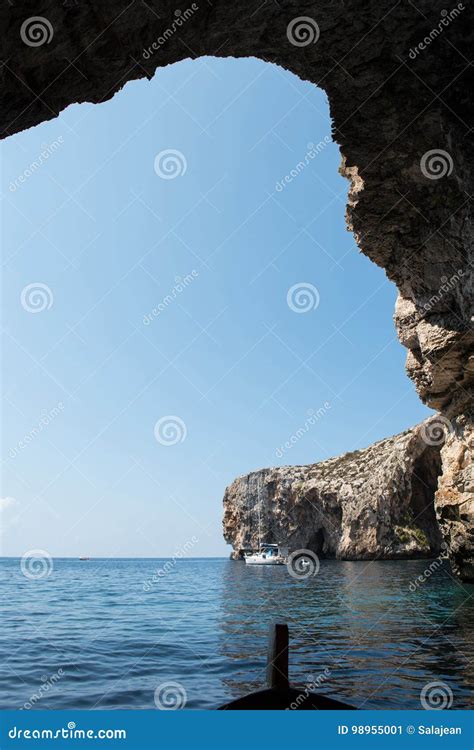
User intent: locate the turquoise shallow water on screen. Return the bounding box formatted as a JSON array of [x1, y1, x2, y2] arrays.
[[0, 557, 472, 710]]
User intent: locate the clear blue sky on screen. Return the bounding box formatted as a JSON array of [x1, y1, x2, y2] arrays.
[[1, 57, 431, 557]]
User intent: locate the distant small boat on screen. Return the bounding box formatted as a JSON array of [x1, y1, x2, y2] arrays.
[[244, 544, 287, 565], [79, 557, 90, 561]]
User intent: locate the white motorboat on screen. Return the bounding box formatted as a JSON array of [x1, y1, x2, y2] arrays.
[[244, 544, 287, 565]]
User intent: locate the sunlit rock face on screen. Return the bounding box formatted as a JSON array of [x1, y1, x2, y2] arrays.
[[436, 418, 474, 581], [2, 0, 472, 576], [223, 420, 443, 561]]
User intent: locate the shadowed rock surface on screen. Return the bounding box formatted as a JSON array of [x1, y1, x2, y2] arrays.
[[1, 0, 472, 576], [223, 420, 443, 560]]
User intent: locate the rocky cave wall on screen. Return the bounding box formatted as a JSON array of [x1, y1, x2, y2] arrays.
[[1, 0, 472, 577]]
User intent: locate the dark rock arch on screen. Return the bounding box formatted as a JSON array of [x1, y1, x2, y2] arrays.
[[2, 0, 472, 577]]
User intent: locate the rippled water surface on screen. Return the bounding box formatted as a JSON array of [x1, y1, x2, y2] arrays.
[[1, 557, 473, 709]]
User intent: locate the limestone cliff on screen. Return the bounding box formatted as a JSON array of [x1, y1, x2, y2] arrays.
[[436, 418, 474, 580], [223, 420, 443, 561]]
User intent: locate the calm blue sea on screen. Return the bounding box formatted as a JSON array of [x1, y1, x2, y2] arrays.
[[0, 557, 472, 710]]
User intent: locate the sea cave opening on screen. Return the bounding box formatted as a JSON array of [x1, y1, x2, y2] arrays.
[[2, 56, 433, 560]]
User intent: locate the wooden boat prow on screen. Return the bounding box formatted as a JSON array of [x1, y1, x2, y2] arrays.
[[219, 623, 355, 710]]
